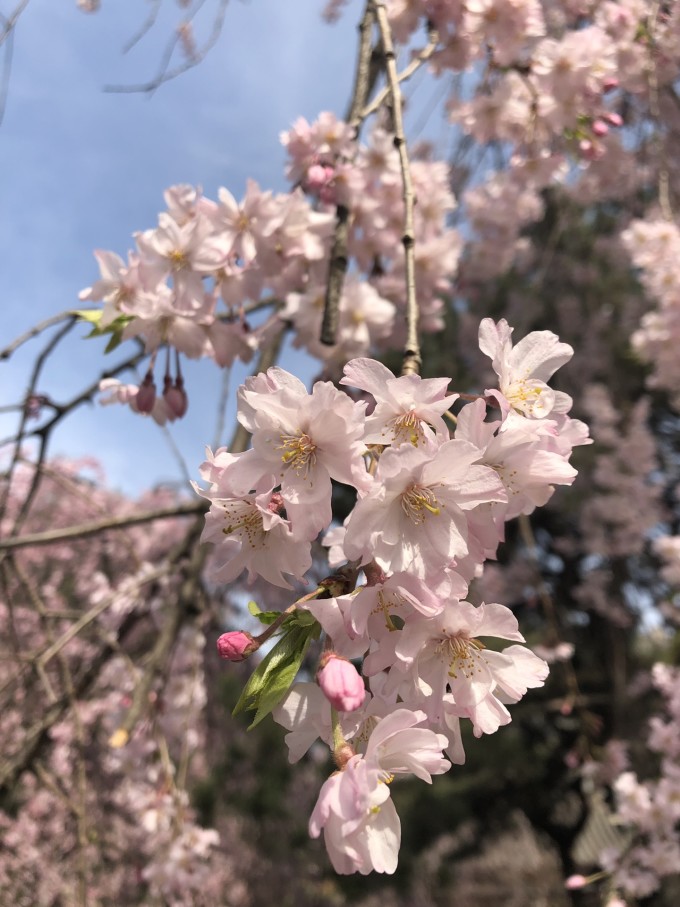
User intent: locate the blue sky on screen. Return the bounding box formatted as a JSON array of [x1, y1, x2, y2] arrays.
[[0, 0, 364, 495]]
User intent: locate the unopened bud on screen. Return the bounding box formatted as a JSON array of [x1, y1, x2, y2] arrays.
[[364, 562, 387, 587], [604, 111, 623, 127], [591, 119, 609, 137], [217, 630, 257, 661], [318, 654, 365, 712], [602, 76, 619, 93], [163, 375, 188, 420], [565, 875, 588, 890], [136, 371, 157, 414]]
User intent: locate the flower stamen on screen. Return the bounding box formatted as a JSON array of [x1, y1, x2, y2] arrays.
[[277, 432, 317, 476], [401, 485, 441, 524]]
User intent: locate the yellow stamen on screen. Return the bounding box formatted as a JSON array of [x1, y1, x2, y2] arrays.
[[401, 485, 442, 524], [276, 432, 317, 476], [444, 636, 486, 679]]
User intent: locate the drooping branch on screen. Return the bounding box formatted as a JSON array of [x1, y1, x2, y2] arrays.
[[0, 500, 205, 551], [353, 20, 438, 129], [320, 1, 377, 347], [1, 345, 146, 543], [104, 0, 229, 96], [371, 0, 420, 376]]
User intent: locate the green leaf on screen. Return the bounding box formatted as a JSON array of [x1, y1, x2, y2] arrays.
[[249, 635, 311, 729], [232, 627, 305, 717], [104, 329, 125, 354], [247, 600, 280, 626], [72, 310, 133, 352], [72, 309, 104, 326], [232, 622, 317, 729], [288, 609, 318, 628]]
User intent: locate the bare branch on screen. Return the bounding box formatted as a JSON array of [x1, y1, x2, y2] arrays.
[[0, 500, 205, 551], [0, 315, 77, 526], [0, 0, 29, 47], [321, 1, 376, 347], [353, 23, 438, 129], [121, 0, 162, 55], [104, 0, 229, 96], [1, 346, 146, 542], [372, 0, 421, 376], [0, 309, 76, 361]]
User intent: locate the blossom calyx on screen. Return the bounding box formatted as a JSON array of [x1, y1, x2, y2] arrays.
[[318, 654, 365, 713], [216, 630, 258, 662]]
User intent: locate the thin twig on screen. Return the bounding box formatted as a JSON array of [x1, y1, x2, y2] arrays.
[[320, 1, 376, 347], [35, 563, 170, 670], [0, 0, 30, 125], [212, 364, 231, 450], [0, 0, 29, 46], [0, 500, 205, 551], [646, 0, 673, 220], [4, 346, 146, 542], [104, 0, 229, 96], [122, 0, 161, 54], [109, 518, 206, 745], [0, 316, 77, 524], [0, 309, 76, 361], [372, 0, 421, 376], [354, 23, 438, 128]]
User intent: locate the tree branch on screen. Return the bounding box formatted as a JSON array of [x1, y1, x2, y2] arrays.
[[0, 500, 205, 551], [320, 1, 376, 347], [372, 0, 421, 376]]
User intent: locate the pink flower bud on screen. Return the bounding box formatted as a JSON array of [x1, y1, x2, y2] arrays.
[[163, 376, 188, 420], [604, 112, 623, 128], [318, 655, 365, 712], [591, 119, 609, 137], [217, 630, 257, 661], [364, 561, 387, 587], [565, 875, 588, 890], [603, 77, 619, 93], [136, 371, 157, 414]]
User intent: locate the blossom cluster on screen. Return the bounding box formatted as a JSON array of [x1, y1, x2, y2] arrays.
[[81, 115, 461, 423], [0, 459, 237, 904], [198, 317, 589, 873], [623, 218, 680, 409], [319, 2, 680, 298], [597, 664, 680, 899]]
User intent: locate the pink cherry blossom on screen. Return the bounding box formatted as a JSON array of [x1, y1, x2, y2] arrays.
[[309, 755, 400, 875], [343, 439, 506, 577], [341, 358, 458, 447], [479, 317, 574, 418]]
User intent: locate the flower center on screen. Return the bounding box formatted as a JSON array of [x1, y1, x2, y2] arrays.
[[444, 636, 486, 679], [168, 249, 189, 271], [503, 379, 548, 416], [391, 410, 424, 446], [372, 590, 407, 631], [277, 432, 317, 476], [401, 484, 441, 524], [219, 500, 264, 548]]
